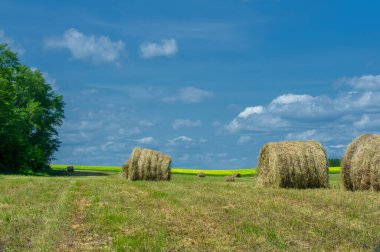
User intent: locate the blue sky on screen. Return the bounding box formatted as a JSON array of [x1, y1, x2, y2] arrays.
[[2, 0, 380, 168]]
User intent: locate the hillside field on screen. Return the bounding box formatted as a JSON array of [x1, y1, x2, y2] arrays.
[[0, 169, 379, 251]]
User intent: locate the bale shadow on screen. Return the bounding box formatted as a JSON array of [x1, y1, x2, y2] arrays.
[[51, 170, 112, 177]]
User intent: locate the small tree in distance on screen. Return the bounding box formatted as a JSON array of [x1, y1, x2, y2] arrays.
[[0, 43, 65, 172]]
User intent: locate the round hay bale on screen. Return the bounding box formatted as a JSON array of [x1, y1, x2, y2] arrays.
[[225, 175, 235, 182], [341, 134, 380, 191], [257, 140, 328, 189], [121, 148, 171, 181], [197, 172, 206, 178], [233, 173, 241, 178], [67, 166, 74, 172]]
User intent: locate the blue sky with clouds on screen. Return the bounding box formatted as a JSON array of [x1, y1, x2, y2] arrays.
[[2, 0, 380, 168]]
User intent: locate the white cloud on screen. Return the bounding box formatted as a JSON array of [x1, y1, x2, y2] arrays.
[[237, 135, 253, 144], [162, 87, 213, 103], [138, 119, 155, 127], [285, 130, 317, 141], [167, 136, 193, 146], [329, 144, 346, 149], [226, 114, 288, 133], [353, 114, 380, 129], [136, 136, 155, 144], [238, 106, 264, 119], [0, 30, 25, 55], [44, 28, 125, 64], [140, 38, 178, 58], [271, 94, 313, 105], [73, 146, 98, 155], [81, 89, 99, 95], [226, 74, 380, 147], [42, 72, 58, 90], [212, 121, 222, 127], [199, 137, 208, 143], [172, 119, 201, 129], [339, 74, 380, 91]]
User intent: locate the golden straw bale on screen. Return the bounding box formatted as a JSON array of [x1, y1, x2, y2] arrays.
[[257, 140, 328, 189], [341, 134, 380, 191], [121, 148, 171, 181]]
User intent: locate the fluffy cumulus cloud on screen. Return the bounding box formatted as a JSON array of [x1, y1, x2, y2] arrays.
[[172, 119, 201, 129], [0, 30, 25, 55], [162, 87, 213, 103], [339, 74, 380, 91], [140, 38, 178, 58], [227, 74, 380, 157], [238, 106, 264, 119], [44, 28, 125, 65]]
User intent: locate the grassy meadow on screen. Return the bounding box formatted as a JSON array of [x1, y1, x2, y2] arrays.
[[0, 168, 379, 251]]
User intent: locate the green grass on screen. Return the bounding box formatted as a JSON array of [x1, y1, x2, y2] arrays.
[[0, 171, 379, 251], [51, 164, 342, 176]]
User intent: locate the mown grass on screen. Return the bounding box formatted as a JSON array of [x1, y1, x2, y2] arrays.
[[0, 172, 379, 251], [51, 164, 342, 176]]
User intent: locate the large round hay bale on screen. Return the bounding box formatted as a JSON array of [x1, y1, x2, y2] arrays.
[[121, 147, 171, 181], [341, 134, 380, 191], [257, 140, 328, 189]]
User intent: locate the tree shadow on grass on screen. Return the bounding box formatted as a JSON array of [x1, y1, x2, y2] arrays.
[[0, 169, 115, 177], [50, 170, 113, 177]]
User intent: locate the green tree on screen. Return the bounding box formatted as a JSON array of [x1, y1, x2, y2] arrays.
[[0, 44, 64, 172]]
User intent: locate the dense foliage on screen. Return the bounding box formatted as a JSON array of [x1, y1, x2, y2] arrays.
[[328, 158, 341, 167], [0, 44, 64, 172]]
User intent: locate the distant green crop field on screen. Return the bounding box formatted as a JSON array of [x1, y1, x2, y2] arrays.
[[51, 165, 342, 176]]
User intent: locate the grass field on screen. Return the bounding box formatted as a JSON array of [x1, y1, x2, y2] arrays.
[[0, 170, 379, 251], [51, 164, 342, 176]]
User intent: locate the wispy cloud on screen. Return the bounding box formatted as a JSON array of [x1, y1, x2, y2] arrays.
[[167, 136, 193, 146], [136, 136, 155, 144], [237, 135, 253, 144], [140, 39, 178, 59], [162, 87, 213, 103], [0, 30, 25, 55], [44, 28, 125, 65], [172, 119, 201, 129]]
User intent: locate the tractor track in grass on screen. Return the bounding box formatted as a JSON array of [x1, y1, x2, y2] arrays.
[[57, 180, 110, 251]]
